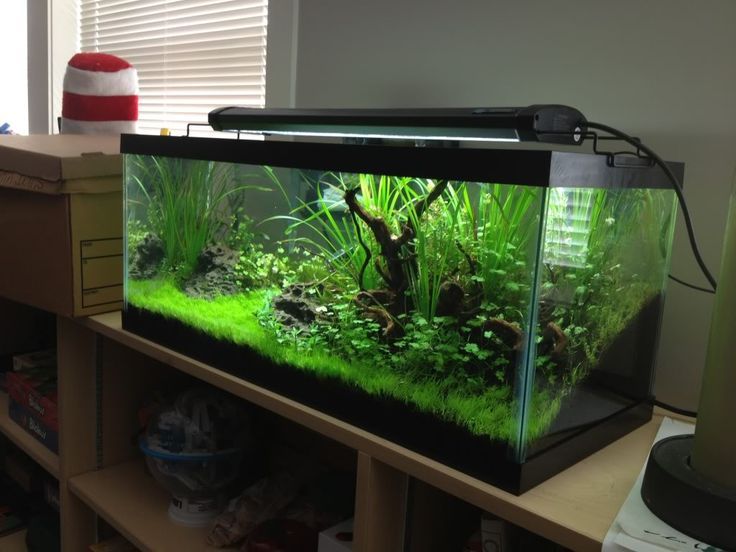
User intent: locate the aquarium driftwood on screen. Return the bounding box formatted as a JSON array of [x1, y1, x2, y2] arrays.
[[344, 179, 448, 293]]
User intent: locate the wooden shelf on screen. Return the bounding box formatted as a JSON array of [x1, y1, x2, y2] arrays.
[[0, 529, 27, 551], [82, 311, 679, 552], [69, 459, 236, 552], [0, 392, 59, 479]]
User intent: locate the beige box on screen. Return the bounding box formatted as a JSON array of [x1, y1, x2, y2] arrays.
[[0, 135, 123, 317]]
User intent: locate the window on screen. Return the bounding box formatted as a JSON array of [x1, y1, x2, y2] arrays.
[[79, 0, 268, 136], [1, 0, 28, 134], [543, 188, 600, 269]]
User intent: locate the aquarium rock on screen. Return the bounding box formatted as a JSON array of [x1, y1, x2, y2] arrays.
[[272, 283, 324, 330], [129, 233, 164, 279], [436, 281, 465, 317], [183, 244, 240, 299]]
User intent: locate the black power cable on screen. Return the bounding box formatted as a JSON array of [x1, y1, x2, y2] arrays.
[[582, 122, 719, 419], [584, 121, 718, 292], [668, 274, 715, 294], [652, 399, 697, 419]]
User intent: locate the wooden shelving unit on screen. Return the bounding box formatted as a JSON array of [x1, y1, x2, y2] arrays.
[[74, 311, 676, 552], [0, 392, 59, 479], [69, 459, 235, 552], [0, 301, 688, 551]]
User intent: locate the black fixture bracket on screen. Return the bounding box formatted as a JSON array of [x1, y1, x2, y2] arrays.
[[537, 129, 653, 168]]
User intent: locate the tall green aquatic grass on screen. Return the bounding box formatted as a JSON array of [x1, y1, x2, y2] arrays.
[[273, 171, 424, 290], [405, 181, 468, 320], [130, 156, 252, 278], [472, 184, 540, 297], [273, 173, 541, 323], [404, 182, 540, 322]]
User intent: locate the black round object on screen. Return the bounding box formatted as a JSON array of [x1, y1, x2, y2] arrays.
[[641, 434, 736, 550]]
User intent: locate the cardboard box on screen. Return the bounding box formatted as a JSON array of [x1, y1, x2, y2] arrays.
[[0, 135, 123, 316]]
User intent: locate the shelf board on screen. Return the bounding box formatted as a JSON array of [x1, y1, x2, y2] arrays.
[[0, 393, 59, 478], [69, 459, 236, 552], [83, 311, 687, 552], [0, 529, 27, 551]]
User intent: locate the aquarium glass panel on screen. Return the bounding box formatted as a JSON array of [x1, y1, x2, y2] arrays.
[[521, 185, 677, 457], [122, 136, 680, 492], [124, 153, 553, 458]]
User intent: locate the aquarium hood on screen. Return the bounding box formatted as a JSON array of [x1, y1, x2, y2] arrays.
[[208, 105, 587, 145]]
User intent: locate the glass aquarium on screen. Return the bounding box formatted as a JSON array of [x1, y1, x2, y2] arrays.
[[122, 134, 680, 493]]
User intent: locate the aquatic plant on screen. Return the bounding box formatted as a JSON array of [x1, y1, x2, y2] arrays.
[[537, 188, 672, 390], [405, 202, 459, 320], [273, 171, 424, 291], [125, 158, 675, 449], [130, 156, 246, 278]]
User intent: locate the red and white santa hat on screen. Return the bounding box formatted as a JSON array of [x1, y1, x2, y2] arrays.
[[61, 52, 138, 135]]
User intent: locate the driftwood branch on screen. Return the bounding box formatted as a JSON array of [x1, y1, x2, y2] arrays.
[[344, 180, 450, 294], [455, 239, 477, 276], [344, 187, 403, 289], [349, 209, 372, 291]]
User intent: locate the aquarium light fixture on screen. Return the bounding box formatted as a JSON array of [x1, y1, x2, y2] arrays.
[[208, 105, 587, 145], [230, 128, 520, 142]]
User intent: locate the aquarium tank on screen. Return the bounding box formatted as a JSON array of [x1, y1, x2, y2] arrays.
[[121, 112, 681, 493]]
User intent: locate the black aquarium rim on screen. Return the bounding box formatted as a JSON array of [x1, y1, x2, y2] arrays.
[[121, 134, 553, 188], [120, 134, 681, 190]]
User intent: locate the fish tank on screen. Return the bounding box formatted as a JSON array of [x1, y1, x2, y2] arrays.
[[121, 111, 681, 493]]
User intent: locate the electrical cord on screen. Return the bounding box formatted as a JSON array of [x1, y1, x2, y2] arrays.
[[539, 398, 697, 440], [668, 274, 715, 294], [652, 398, 697, 419], [584, 121, 718, 292], [582, 122, 713, 419]]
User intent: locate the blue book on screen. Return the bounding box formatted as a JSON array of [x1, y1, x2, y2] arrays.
[[8, 398, 59, 454]]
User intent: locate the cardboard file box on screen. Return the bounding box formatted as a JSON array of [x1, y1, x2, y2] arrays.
[[0, 135, 123, 316]]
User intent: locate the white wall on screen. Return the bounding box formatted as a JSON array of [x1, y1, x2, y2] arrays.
[[290, 0, 736, 410], [265, 0, 299, 108]]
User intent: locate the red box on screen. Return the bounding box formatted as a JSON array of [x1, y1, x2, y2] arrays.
[[6, 371, 58, 432]]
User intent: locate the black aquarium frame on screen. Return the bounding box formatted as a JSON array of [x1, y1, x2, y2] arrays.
[[120, 134, 682, 493]]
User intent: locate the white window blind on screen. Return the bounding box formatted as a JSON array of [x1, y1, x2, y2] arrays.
[[79, 0, 268, 136], [544, 188, 597, 269]]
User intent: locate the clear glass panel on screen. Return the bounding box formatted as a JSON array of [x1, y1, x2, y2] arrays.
[[124, 153, 548, 452], [522, 186, 677, 456]]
